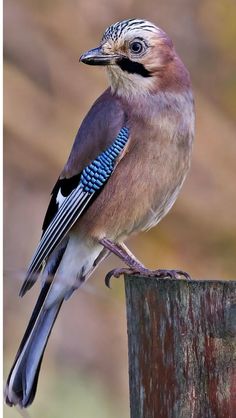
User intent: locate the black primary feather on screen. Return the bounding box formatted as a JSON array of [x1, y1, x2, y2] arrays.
[[42, 173, 81, 234]]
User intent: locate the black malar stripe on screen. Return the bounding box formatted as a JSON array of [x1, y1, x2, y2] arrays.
[[117, 58, 152, 78]]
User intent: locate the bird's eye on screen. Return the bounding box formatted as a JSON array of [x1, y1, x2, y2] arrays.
[[130, 41, 145, 54]]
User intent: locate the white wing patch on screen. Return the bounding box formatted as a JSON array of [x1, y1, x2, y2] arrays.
[[56, 189, 67, 208]]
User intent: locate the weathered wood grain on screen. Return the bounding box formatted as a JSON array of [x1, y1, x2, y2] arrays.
[[125, 276, 236, 418]]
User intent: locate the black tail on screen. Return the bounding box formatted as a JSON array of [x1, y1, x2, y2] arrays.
[[5, 281, 63, 407], [5, 240, 67, 407]]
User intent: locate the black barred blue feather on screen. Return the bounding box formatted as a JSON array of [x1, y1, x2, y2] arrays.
[[80, 127, 129, 192], [19, 127, 129, 297]]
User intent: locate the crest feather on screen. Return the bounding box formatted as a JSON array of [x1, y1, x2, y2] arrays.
[[102, 19, 161, 42]]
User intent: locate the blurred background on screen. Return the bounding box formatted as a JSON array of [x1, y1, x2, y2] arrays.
[[3, 0, 236, 417]]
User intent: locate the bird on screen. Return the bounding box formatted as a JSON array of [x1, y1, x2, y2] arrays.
[[5, 18, 195, 408]]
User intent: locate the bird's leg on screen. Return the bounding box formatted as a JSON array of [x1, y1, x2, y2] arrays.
[[99, 238, 146, 269], [100, 238, 191, 288], [99, 238, 147, 287]]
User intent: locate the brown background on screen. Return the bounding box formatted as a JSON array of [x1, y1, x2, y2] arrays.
[[4, 0, 236, 417]]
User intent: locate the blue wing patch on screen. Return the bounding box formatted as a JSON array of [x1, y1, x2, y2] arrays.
[[80, 127, 129, 193], [19, 126, 129, 296]]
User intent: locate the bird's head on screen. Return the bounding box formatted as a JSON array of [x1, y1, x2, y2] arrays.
[[80, 19, 190, 99]]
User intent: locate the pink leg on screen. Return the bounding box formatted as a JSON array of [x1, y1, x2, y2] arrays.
[[99, 238, 191, 288]]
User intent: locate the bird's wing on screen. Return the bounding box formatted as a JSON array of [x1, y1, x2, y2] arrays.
[[20, 89, 128, 297]]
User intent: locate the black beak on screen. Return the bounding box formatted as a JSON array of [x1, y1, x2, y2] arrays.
[[79, 47, 120, 66]]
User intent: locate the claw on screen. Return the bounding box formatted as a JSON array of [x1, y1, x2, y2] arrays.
[[105, 269, 116, 288], [153, 269, 192, 280], [175, 270, 192, 280], [105, 266, 191, 289], [105, 267, 139, 288]]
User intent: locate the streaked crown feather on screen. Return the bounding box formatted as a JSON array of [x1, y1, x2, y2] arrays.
[[102, 18, 161, 42]]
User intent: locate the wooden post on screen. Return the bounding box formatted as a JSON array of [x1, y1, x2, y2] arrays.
[[125, 276, 236, 418]]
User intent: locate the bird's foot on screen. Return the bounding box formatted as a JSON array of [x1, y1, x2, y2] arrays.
[[105, 266, 191, 288], [100, 238, 191, 288], [147, 268, 191, 280]]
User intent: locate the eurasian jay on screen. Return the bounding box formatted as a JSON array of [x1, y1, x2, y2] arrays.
[[5, 18, 195, 408]]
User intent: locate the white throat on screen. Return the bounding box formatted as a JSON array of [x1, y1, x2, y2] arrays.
[[107, 66, 155, 100]]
